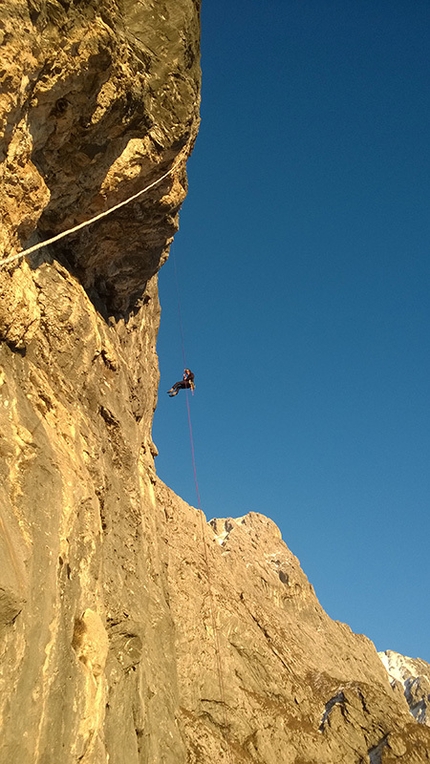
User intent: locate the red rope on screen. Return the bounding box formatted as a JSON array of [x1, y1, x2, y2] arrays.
[[171, 246, 231, 755], [185, 391, 202, 509], [172, 248, 202, 506]]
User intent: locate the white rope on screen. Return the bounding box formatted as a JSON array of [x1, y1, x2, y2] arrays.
[[0, 155, 184, 269]]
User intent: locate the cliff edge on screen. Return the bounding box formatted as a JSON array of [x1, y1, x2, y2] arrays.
[[0, 3, 429, 763]]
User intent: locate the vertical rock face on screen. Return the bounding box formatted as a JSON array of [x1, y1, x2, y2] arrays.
[[1, 4, 430, 764], [0, 0, 200, 327], [0, 2, 199, 763]]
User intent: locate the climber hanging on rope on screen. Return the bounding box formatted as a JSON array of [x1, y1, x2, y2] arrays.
[[167, 368, 195, 397]]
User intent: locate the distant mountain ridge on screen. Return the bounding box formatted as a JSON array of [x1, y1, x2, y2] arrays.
[[380, 650, 430, 727]]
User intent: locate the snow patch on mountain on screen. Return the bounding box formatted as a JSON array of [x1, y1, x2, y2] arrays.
[[379, 650, 430, 726]]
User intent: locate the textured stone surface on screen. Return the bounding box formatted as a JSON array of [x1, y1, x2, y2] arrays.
[[0, 0, 200, 324], [0, 260, 187, 764], [156, 499, 430, 763], [1, 3, 430, 764], [0, 2, 199, 763]]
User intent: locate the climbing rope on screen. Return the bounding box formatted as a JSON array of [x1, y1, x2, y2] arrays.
[[186, 401, 231, 757], [1, 139, 232, 748], [171, 247, 231, 757], [0, 154, 185, 270]]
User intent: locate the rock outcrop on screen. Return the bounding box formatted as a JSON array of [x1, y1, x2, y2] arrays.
[[158, 503, 430, 762], [1, 3, 430, 763], [0, 2, 199, 762]]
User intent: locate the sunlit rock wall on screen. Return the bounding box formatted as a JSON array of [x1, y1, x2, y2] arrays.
[[157, 491, 430, 763], [0, 1, 199, 762]]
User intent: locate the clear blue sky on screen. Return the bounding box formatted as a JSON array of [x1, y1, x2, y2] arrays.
[[153, 0, 430, 663]]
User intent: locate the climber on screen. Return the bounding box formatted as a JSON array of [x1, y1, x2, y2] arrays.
[[167, 368, 195, 397]]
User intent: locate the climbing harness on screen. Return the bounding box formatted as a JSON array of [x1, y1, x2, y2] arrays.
[[0, 154, 185, 270], [172, 247, 231, 755]]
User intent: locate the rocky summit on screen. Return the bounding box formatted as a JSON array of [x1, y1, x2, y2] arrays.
[[379, 651, 430, 728], [0, 3, 429, 763]]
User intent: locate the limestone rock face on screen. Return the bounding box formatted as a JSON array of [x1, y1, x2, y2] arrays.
[[156, 500, 430, 763], [0, 0, 200, 331], [0, 2, 199, 763], [1, 3, 430, 764]]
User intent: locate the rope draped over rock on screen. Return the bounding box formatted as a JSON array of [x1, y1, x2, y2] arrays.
[[0, 155, 185, 270]]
